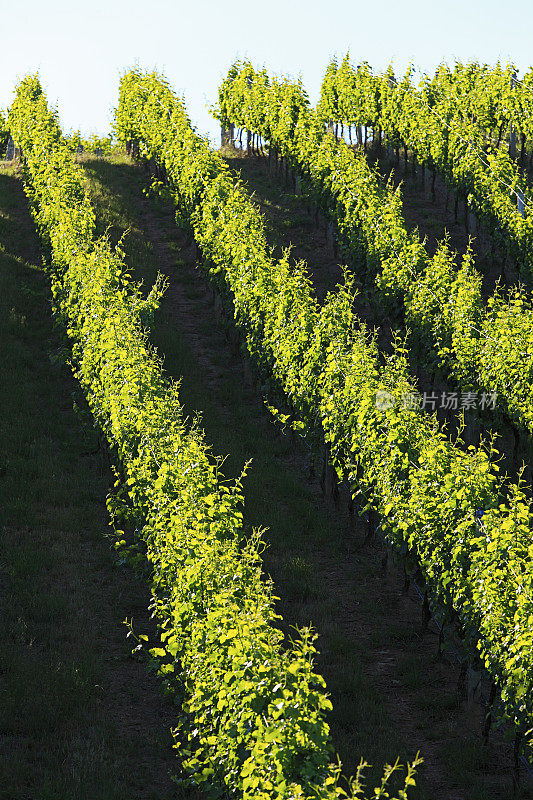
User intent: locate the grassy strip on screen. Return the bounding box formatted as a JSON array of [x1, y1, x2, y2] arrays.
[[0, 162, 182, 800]]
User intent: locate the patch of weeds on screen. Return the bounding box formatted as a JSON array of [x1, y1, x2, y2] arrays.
[[283, 555, 326, 602]]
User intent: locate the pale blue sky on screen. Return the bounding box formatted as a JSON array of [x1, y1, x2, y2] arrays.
[[2, 0, 532, 144]]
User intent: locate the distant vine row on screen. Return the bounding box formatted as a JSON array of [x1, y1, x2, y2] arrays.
[[318, 55, 533, 284]]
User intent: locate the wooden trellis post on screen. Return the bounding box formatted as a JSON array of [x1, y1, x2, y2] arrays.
[[509, 72, 517, 159], [220, 123, 235, 148], [517, 187, 525, 217]]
